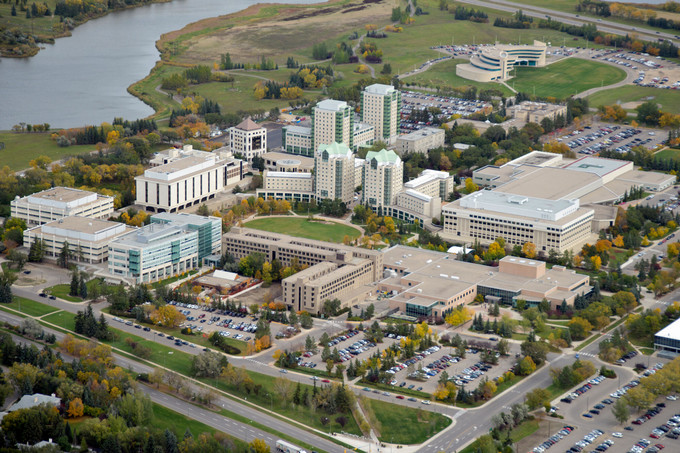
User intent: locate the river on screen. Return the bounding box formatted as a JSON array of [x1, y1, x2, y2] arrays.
[[0, 0, 317, 130]]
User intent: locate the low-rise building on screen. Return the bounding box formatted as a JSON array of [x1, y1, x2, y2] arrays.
[[135, 146, 244, 213], [257, 171, 315, 203], [508, 101, 568, 124], [395, 127, 445, 155], [404, 169, 454, 200], [23, 216, 133, 263], [456, 41, 548, 82], [108, 214, 221, 283], [11, 187, 114, 226], [381, 246, 590, 317], [655, 318, 680, 355], [281, 125, 313, 156], [224, 227, 383, 315], [262, 152, 314, 173], [229, 118, 267, 163]]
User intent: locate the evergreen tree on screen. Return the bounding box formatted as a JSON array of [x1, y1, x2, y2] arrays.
[[70, 271, 79, 297], [11, 4, 17, 15], [79, 276, 88, 299], [164, 429, 179, 453]]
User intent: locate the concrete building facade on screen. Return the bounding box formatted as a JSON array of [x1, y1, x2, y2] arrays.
[[281, 125, 313, 156], [362, 149, 403, 210], [456, 41, 548, 82], [361, 84, 401, 142], [23, 216, 132, 264], [11, 187, 114, 226], [395, 127, 445, 155], [312, 100, 353, 152], [508, 101, 568, 124], [135, 146, 243, 213], [229, 118, 267, 162], [108, 214, 221, 283], [314, 142, 355, 204]]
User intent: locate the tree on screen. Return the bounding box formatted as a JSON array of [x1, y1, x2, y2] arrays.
[[191, 351, 228, 378], [464, 178, 479, 194], [568, 316, 593, 340], [249, 439, 270, 453], [6, 248, 27, 271], [636, 100, 661, 126], [0, 268, 17, 304], [67, 397, 85, 418], [526, 387, 551, 410], [58, 241, 71, 268], [522, 242, 537, 258], [70, 271, 80, 297], [612, 398, 630, 425], [28, 239, 45, 262], [150, 305, 186, 328]]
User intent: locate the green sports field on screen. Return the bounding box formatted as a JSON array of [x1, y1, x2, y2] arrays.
[[244, 217, 361, 242], [402, 59, 514, 96], [587, 85, 680, 115], [510, 58, 626, 99], [0, 132, 96, 171]]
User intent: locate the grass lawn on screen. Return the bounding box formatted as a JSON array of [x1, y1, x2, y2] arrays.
[[0, 132, 96, 170], [511, 58, 626, 99], [42, 310, 77, 332], [244, 217, 361, 243], [402, 59, 514, 96], [587, 85, 680, 115], [44, 278, 106, 302], [362, 398, 451, 444], [0, 296, 60, 317], [655, 148, 680, 161]]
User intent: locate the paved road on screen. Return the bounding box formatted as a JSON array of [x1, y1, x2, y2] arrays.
[[457, 0, 679, 45], [1, 309, 349, 453]]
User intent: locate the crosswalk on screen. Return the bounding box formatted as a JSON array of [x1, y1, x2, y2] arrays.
[[577, 352, 596, 358]]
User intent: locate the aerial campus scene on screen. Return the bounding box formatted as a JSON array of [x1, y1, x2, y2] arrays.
[[9, 1, 680, 453]]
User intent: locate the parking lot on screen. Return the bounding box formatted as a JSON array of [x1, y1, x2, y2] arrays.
[[401, 90, 491, 131], [298, 330, 515, 396], [527, 362, 680, 453], [590, 49, 680, 91], [555, 124, 665, 156]]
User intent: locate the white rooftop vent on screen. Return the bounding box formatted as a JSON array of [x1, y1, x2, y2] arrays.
[[440, 274, 448, 278]]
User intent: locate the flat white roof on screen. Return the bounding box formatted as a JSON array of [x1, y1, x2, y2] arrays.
[[403, 189, 432, 202], [316, 99, 347, 111], [284, 125, 311, 135], [564, 156, 630, 177], [398, 127, 444, 141], [364, 83, 396, 95], [405, 169, 450, 188], [656, 317, 680, 341], [267, 171, 312, 179], [459, 190, 580, 222]]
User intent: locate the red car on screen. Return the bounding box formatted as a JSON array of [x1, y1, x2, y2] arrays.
[[396, 395, 405, 399], [321, 379, 330, 383], [655, 444, 665, 450]]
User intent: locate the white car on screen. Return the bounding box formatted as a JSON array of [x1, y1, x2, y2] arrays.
[[667, 395, 678, 401], [612, 432, 623, 438], [421, 400, 431, 405]]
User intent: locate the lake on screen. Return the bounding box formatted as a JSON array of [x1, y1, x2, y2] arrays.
[[0, 0, 316, 130]]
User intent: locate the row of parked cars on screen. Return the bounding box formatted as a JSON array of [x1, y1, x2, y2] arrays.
[[337, 339, 377, 363], [327, 330, 361, 347], [567, 429, 606, 453], [559, 378, 601, 405], [531, 425, 575, 453], [616, 350, 639, 365]]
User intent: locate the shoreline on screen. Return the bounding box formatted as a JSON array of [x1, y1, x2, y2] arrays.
[[0, 0, 172, 59]]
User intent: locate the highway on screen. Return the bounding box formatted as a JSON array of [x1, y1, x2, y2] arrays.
[[457, 0, 679, 45]]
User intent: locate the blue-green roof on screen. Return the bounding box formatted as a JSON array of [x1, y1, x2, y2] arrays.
[[366, 149, 400, 164], [318, 142, 352, 156]]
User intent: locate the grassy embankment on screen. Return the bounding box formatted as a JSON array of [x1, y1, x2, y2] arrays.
[[588, 85, 680, 115], [0, 132, 96, 170]]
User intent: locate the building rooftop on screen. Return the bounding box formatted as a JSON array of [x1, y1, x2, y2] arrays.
[[398, 127, 444, 141], [506, 150, 563, 167], [402, 189, 432, 202], [656, 317, 680, 341], [316, 99, 348, 111], [496, 166, 600, 200], [151, 212, 220, 227], [563, 156, 631, 178], [317, 142, 353, 158], [28, 216, 129, 243], [405, 169, 451, 189], [364, 83, 397, 95], [354, 122, 374, 132], [234, 117, 263, 131], [9, 394, 61, 412], [25, 187, 97, 204], [365, 149, 400, 165], [266, 171, 313, 179], [457, 190, 583, 222], [114, 222, 195, 248], [284, 125, 312, 135]]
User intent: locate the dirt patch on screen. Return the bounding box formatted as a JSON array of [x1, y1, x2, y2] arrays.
[[158, 0, 395, 65]]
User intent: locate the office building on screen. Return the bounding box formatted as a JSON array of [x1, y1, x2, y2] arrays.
[[443, 154, 675, 253], [11, 187, 114, 226], [456, 41, 548, 82], [312, 100, 354, 152], [135, 146, 244, 213], [262, 152, 314, 173], [258, 171, 315, 203], [224, 227, 383, 315], [361, 84, 401, 142], [229, 118, 267, 163], [23, 216, 133, 264], [362, 149, 403, 210], [404, 169, 454, 200], [508, 101, 568, 124], [314, 142, 355, 204], [281, 125, 313, 156], [654, 318, 680, 355], [395, 127, 445, 155], [381, 246, 590, 318], [108, 214, 221, 283]]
